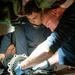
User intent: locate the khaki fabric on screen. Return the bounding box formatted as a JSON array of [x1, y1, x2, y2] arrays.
[[73, 0, 75, 2], [61, 0, 74, 8]]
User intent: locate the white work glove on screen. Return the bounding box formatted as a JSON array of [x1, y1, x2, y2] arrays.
[[32, 60, 50, 70], [14, 65, 26, 75]]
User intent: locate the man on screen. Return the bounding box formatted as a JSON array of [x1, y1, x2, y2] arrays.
[[0, 0, 51, 67], [14, 0, 56, 71], [15, 0, 75, 75]]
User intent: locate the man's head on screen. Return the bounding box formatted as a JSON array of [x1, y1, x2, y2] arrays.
[[42, 6, 66, 31], [24, 0, 42, 26]]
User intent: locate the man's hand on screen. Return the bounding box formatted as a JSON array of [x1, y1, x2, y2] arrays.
[[14, 65, 26, 75], [32, 60, 50, 70], [32, 60, 56, 71], [0, 54, 5, 63]]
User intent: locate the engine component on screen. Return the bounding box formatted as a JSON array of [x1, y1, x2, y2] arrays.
[[8, 54, 27, 75], [7, 54, 56, 75], [4, 55, 13, 68]]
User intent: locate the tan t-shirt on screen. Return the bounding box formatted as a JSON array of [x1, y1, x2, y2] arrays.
[[74, 0, 75, 2], [60, 0, 74, 8]]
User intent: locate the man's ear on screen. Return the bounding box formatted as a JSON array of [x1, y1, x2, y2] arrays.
[[52, 9, 59, 18]]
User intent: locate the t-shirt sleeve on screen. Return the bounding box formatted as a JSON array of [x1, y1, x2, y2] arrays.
[[45, 19, 75, 53], [44, 2, 75, 53]]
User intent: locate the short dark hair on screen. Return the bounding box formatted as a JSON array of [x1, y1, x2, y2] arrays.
[[24, 0, 42, 15]]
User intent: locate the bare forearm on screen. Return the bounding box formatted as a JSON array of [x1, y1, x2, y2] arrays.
[[20, 48, 53, 70], [48, 51, 59, 65]]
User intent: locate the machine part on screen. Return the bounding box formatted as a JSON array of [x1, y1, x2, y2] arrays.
[[0, 69, 4, 74], [8, 54, 27, 75], [3, 55, 13, 68], [0, 60, 6, 69], [0, 23, 15, 36], [7, 54, 56, 75], [0, 55, 13, 75]]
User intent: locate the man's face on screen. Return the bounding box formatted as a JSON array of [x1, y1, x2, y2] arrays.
[[25, 12, 42, 26], [42, 10, 59, 32]]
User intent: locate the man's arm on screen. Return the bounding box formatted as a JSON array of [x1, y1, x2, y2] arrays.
[[14, 39, 58, 75], [0, 33, 12, 53], [20, 41, 53, 70], [0, 54, 5, 63], [20, 49, 59, 70]]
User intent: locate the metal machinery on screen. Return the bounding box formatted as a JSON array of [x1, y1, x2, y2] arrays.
[[8, 54, 27, 75], [0, 54, 56, 75]]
